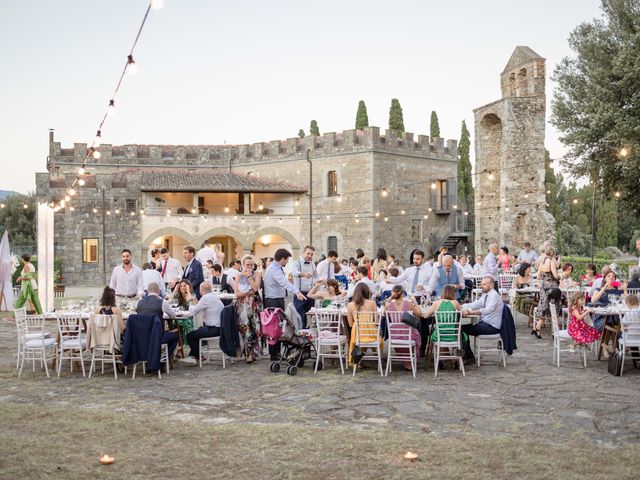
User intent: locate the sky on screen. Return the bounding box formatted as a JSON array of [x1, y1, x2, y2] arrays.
[[0, 0, 604, 194]]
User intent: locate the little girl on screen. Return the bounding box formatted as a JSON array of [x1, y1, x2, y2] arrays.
[[567, 292, 600, 353]]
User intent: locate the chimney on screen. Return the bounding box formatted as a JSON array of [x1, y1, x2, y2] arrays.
[[49, 128, 55, 143]]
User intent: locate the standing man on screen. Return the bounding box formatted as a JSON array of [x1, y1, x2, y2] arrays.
[[149, 249, 162, 270], [316, 250, 338, 281], [263, 248, 306, 360], [485, 243, 500, 292], [158, 248, 183, 292], [109, 249, 144, 298], [182, 245, 204, 299], [517, 242, 538, 266], [142, 263, 166, 297], [427, 255, 466, 299], [291, 246, 318, 325], [394, 250, 432, 302], [196, 239, 218, 266]]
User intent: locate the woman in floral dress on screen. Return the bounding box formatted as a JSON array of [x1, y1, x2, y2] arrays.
[[234, 255, 262, 363], [532, 247, 559, 338], [567, 292, 600, 352]]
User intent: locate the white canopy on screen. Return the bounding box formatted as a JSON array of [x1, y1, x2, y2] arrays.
[[0, 230, 15, 311]]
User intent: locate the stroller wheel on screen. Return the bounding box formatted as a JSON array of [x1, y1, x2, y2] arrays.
[[286, 366, 298, 376], [270, 362, 280, 373], [316, 360, 323, 371]]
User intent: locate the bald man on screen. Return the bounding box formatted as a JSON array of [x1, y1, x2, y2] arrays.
[[427, 255, 465, 298]]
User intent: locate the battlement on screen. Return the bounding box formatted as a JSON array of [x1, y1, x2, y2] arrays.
[[49, 126, 458, 168]]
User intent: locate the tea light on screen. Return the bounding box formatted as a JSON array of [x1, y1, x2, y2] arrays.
[[100, 454, 115, 465], [404, 451, 418, 461]]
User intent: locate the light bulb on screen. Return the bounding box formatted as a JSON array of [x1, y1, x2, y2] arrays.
[[64, 195, 71, 202], [93, 150, 101, 159], [60, 200, 66, 207], [294, 200, 299, 206], [614, 191, 621, 198], [130, 211, 135, 216], [107, 210, 111, 215], [0, 203, 5, 209], [572, 199, 578, 204], [355, 218, 360, 223], [619, 147, 629, 157], [140, 209, 145, 214], [224, 206, 229, 213], [69, 206, 75, 211], [151, 0, 164, 9], [488, 173, 495, 181], [375, 211, 380, 217], [114, 208, 120, 214], [431, 182, 436, 190], [381, 188, 388, 197], [128, 56, 138, 75], [78, 178, 85, 186], [78, 167, 85, 175], [401, 210, 405, 215], [258, 204, 263, 210], [337, 194, 342, 202], [423, 215, 428, 219], [452, 204, 457, 209], [166, 208, 171, 215], [384, 217, 388, 222], [108, 99, 116, 115], [68, 188, 76, 196], [92, 208, 98, 214], [191, 208, 196, 214]]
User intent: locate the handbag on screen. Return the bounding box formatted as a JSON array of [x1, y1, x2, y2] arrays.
[[351, 345, 364, 364], [401, 311, 422, 330], [607, 349, 622, 376]]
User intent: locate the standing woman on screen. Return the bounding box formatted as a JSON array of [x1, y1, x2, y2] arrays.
[[234, 255, 263, 363], [498, 246, 512, 272], [372, 248, 388, 281], [15, 254, 42, 314], [532, 247, 560, 338]]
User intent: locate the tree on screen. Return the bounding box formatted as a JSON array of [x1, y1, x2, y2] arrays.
[[457, 120, 473, 212], [0, 192, 36, 246], [430, 111, 440, 138], [596, 198, 618, 248], [558, 222, 592, 256], [309, 120, 320, 136], [298, 129, 305, 138], [545, 150, 561, 223], [551, 0, 640, 215], [355, 100, 369, 130], [388, 99, 405, 132]]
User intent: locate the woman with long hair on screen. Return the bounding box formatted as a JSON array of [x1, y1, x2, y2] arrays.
[[385, 284, 422, 370], [169, 279, 196, 352], [372, 248, 388, 281], [307, 279, 345, 307], [95, 286, 125, 332], [233, 255, 263, 363], [347, 282, 381, 368], [532, 247, 560, 338], [512, 262, 533, 315]]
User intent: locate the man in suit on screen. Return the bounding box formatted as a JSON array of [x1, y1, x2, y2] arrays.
[[135, 282, 178, 370], [182, 245, 204, 299]]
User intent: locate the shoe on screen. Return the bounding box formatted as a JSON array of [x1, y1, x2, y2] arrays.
[[569, 346, 576, 354], [531, 329, 542, 339], [179, 356, 198, 364], [246, 355, 254, 364]]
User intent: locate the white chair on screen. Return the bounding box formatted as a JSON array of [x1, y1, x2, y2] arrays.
[[57, 314, 87, 377], [314, 309, 347, 374], [351, 311, 383, 376], [432, 310, 465, 376], [619, 310, 640, 376], [199, 336, 226, 369], [132, 344, 170, 379], [550, 304, 586, 368], [471, 288, 483, 302], [88, 314, 121, 379], [385, 310, 417, 378], [18, 314, 57, 378], [474, 330, 506, 367], [499, 274, 516, 292], [13, 307, 27, 369], [626, 288, 640, 297]]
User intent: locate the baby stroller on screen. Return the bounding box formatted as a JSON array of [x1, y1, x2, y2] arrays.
[[262, 307, 319, 376]]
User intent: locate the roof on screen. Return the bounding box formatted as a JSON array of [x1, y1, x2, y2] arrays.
[[136, 169, 307, 193], [502, 46, 544, 73]]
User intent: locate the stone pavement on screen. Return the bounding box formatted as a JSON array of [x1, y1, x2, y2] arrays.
[[1, 313, 638, 446]]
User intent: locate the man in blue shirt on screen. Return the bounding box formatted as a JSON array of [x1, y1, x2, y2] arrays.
[[264, 248, 306, 360]]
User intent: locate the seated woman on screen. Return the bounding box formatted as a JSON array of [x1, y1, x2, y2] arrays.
[[347, 282, 382, 368], [567, 292, 599, 353], [580, 263, 600, 287], [559, 263, 576, 288], [168, 279, 197, 349], [423, 285, 466, 350], [384, 285, 422, 371], [307, 279, 345, 308], [590, 270, 625, 331], [626, 268, 640, 290], [512, 262, 533, 315], [95, 286, 125, 333]]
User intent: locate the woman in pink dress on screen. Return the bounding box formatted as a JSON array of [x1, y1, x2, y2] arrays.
[[384, 285, 422, 370], [498, 246, 512, 271], [567, 292, 600, 352]]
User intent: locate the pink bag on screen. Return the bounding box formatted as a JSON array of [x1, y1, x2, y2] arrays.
[[260, 308, 283, 345]]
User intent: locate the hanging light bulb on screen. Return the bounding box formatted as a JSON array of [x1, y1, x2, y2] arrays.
[[572, 199, 578, 204], [139, 209, 145, 215], [69, 206, 75, 211], [151, 0, 164, 9], [78, 178, 86, 186], [279, 218, 283, 224], [431, 182, 437, 190], [375, 211, 380, 217], [108, 99, 116, 115], [258, 203, 263, 210], [423, 215, 428, 219], [505, 207, 510, 212], [452, 204, 458, 209], [78, 167, 86, 176], [114, 208, 120, 214], [355, 218, 360, 223], [619, 147, 629, 157], [224, 206, 230, 213], [64, 195, 71, 202], [401, 210, 406, 215], [166, 208, 171, 215], [130, 211, 135, 216], [488, 172, 495, 181], [337, 194, 342, 202], [316, 219, 320, 224], [294, 200, 299, 207], [92, 208, 98, 214], [0, 203, 5, 209], [381, 188, 388, 197], [127, 54, 138, 75], [68, 188, 76, 196], [428, 207, 432, 212], [614, 191, 621, 198], [60, 200, 66, 207], [464, 211, 469, 216], [384, 217, 388, 222], [191, 207, 197, 214], [93, 150, 101, 159]]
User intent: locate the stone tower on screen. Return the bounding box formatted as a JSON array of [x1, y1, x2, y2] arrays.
[[473, 46, 555, 254]]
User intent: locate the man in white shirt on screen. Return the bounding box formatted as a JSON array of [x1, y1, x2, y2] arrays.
[[142, 263, 166, 297], [158, 248, 183, 291], [347, 266, 377, 299], [109, 249, 144, 298], [316, 250, 338, 281], [388, 255, 404, 275], [394, 249, 432, 301], [378, 267, 400, 297], [291, 246, 319, 325], [472, 255, 485, 276], [459, 255, 474, 278], [484, 243, 500, 291], [460, 276, 504, 362], [225, 259, 241, 286], [517, 242, 538, 266], [196, 240, 218, 266], [182, 282, 225, 363]]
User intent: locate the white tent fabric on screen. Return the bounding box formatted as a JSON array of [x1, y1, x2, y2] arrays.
[[0, 231, 15, 311]]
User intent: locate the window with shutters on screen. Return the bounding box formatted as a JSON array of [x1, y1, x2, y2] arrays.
[[327, 171, 338, 196], [327, 236, 338, 252], [82, 238, 99, 263], [126, 199, 136, 214], [436, 180, 448, 210]]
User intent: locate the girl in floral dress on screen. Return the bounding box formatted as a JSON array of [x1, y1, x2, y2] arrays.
[[567, 293, 600, 353], [234, 255, 262, 363]]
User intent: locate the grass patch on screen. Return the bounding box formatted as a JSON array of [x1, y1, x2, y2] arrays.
[[0, 403, 638, 479]]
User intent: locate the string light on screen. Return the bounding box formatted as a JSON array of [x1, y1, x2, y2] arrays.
[[423, 215, 428, 219], [191, 207, 197, 214], [430, 182, 437, 190], [78, 178, 86, 186], [258, 203, 264, 210], [619, 147, 629, 157], [151, 0, 164, 9], [108, 99, 116, 116], [78, 167, 85, 175], [384, 217, 388, 222], [375, 211, 380, 217], [488, 172, 495, 181], [294, 200, 299, 206], [106, 210, 111, 215], [381, 188, 388, 197], [0, 203, 5, 209], [114, 208, 120, 214], [139, 209, 145, 214], [68, 188, 76, 196], [92, 208, 98, 214], [69, 206, 75, 211], [93, 150, 101, 159], [452, 204, 457, 209], [130, 211, 135, 216], [224, 206, 230, 213], [401, 210, 406, 215], [337, 194, 342, 202], [64, 195, 71, 202], [614, 191, 621, 198], [572, 199, 578, 204], [23, 204, 29, 209], [127, 54, 138, 75]]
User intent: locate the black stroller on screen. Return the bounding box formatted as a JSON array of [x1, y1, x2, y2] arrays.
[[268, 311, 320, 376]]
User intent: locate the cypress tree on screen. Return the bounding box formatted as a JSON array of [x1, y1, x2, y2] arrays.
[[298, 129, 305, 138], [596, 198, 618, 248], [388, 99, 405, 132], [309, 120, 320, 136], [457, 120, 473, 212], [430, 111, 440, 138], [355, 100, 369, 129]]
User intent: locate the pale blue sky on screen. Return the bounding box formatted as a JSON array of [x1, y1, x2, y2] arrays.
[[0, 0, 603, 193]]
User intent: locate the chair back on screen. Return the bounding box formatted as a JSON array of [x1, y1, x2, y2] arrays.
[[14, 307, 27, 334], [433, 309, 462, 346], [23, 314, 47, 342], [353, 310, 380, 345], [88, 314, 119, 350], [315, 309, 342, 340], [626, 288, 640, 297], [386, 310, 412, 344], [621, 310, 640, 346], [499, 274, 516, 291], [550, 303, 560, 335], [471, 288, 483, 302], [57, 314, 83, 341]]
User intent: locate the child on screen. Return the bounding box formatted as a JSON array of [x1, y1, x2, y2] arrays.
[[567, 292, 600, 353]]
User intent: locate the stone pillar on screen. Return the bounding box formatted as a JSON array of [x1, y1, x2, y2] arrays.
[[243, 193, 250, 214], [37, 203, 55, 312]]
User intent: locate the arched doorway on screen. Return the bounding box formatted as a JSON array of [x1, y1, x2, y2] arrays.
[[194, 227, 249, 266], [142, 227, 194, 263], [247, 226, 300, 258]]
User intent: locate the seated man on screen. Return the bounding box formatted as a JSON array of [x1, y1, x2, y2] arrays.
[[135, 282, 178, 369], [426, 255, 466, 301], [460, 276, 504, 363], [182, 282, 224, 363], [347, 266, 377, 300]]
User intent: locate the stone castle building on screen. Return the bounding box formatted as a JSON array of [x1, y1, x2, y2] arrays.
[[473, 46, 555, 254], [37, 127, 470, 286]]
